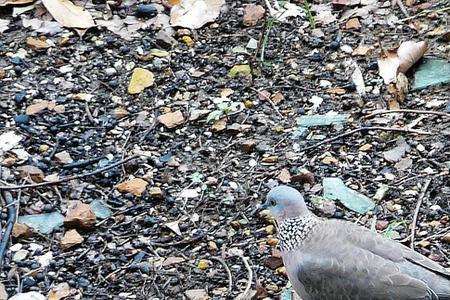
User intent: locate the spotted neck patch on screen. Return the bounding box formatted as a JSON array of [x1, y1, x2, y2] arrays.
[[278, 215, 318, 252]]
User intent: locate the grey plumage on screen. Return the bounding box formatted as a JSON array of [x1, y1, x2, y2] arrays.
[[262, 185, 450, 300]]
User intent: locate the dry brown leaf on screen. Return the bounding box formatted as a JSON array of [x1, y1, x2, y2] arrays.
[[48, 282, 76, 300], [277, 168, 291, 183], [378, 41, 427, 84], [42, 0, 95, 29], [17, 165, 44, 182], [116, 178, 148, 196], [26, 37, 50, 49], [345, 17, 360, 30], [26, 101, 49, 115], [170, 0, 225, 29]]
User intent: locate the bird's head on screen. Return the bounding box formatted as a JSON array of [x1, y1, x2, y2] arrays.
[[259, 185, 310, 222]]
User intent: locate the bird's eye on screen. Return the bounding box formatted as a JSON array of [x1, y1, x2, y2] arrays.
[[270, 200, 276, 207]]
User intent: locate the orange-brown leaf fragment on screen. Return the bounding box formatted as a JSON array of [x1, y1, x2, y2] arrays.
[[64, 200, 96, 229]]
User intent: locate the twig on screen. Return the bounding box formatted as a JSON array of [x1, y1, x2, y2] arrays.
[[0, 155, 139, 191], [396, 6, 450, 23], [150, 233, 206, 248], [0, 191, 17, 268], [250, 87, 284, 119], [210, 257, 233, 296], [363, 109, 450, 119], [301, 126, 433, 152], [410, 178, 432, 249], [395, 0, 410, 18], [235, 253, 253, 300]]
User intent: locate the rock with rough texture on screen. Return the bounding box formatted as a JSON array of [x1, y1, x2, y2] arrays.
[[260, 185, 450, 300]]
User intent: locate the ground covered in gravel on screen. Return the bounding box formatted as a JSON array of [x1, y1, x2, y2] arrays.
[[0, 0, 449, 299]]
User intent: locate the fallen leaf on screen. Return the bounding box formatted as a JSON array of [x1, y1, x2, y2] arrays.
[[185, 289, 209, 300], [116, 178, 148, 196], [383, 137, 410, 162], [277, 168, 291, 183], [128, 68, 154, 94], [243, 4, 265, 26], [48, 283, 75, 300], [17, 165, 44, 182], [0, 131, 23, 153], [64, 200, 97, 229], [162, 256, 185, 266], [179, 188, 199, 198], [211, 119, 226, 132], [0, 19, 10, 33], [170, 0, 225, 29], [22, 18, 63, 35], [0, 0, 33, 6], [352, 45, 371, 56], [60, 229, 84, 250], [351, 62, 365, 95], [157, 111, 185, 128], [345, 17, 360, 29], [26, 37, 50, 49], [12, 223, 36, 238], [165, 220, 182, 236], [54, 151, 73, 164], [378, 41, 427, 84], [0, 283, 6, 300], [42, 0, 95, 29], [227, 64, 251, 77], [26, 101, 49, 115]]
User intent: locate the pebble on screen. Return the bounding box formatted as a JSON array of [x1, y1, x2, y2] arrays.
[[105, 67, 117, 76], [15, 114, 30, 125], [136, 4, 158, 18], [14, 91, 26, 104]]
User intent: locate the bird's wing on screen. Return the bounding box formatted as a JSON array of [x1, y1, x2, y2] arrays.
[[335, 220, 450, 278], [296, 245, 436, 300]]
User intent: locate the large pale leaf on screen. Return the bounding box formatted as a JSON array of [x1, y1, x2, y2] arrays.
[[42, 0, 95, 29], [170, 0, 225, 29]]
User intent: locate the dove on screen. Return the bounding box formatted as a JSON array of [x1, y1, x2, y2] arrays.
[[259, 185, 450, 300]]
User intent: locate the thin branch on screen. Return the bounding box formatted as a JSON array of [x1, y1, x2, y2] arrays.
[[363, 109, 450, 119], [235, 253, 253, 300], [410, 178, 432, 249], [250, 87, 284, 119], [0, 155, 140, 191], [301, 126, 433, 152], [0, 191, 17, 268], [150, 233, 206, 248], [210, 257, 233, 296]]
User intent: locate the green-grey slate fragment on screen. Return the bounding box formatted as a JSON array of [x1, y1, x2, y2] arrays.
[[412, 59, 450, 91], [90, 200, 112, 220], [296, 114, 349, 127], [281, 288, 294, 300], [323, 177, 375, 214], [18, 212, 64, 234]]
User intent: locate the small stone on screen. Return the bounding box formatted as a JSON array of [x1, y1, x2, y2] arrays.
[[17, 165, 44, 182], [243, 4, 265, 26], [14, 92, 26, 104], [265, 225, 275, 235], [211, 119, 226, 132], [208, 241, 218, 251], [265, 256, 283, 269], [376, 220, 389, 231], [13, 249, 29, 262], [261, 156, 278, 164], [442, 233, 450, 243], [26, 37, 50, 49], [25, 101, 49, 115], [15, 114, 30, 125], [150, 187, 164, 200], [64, 200, 96, 229], [182, 36, 194, 47], [61, 229, 84, 250], [116, 178, 148, 197], [158, 111, 185, 128], [197, 259, 209, 270], [136, 4, 158, 18], [267, 238, 279, 246], [54, 151, 73, 164], [12, 223, 35, 238], [241, 140, 256, 153]]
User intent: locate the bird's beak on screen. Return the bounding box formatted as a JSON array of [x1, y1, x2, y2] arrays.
[[252, 201, 269, 215]]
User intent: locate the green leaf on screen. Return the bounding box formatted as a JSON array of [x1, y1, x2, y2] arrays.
[[227, 64, 251, 77], [206, 110, 223, 123]]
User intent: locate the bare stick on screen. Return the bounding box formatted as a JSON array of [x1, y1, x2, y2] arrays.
[[410, 178, 432, 249], [301, 126, 432, 152], [210, 257, 233, 295], [235, 253, 253, 300], [150, 233, 206, 248], [396, 0, 410, 18], [0, 191, 16, 268], [363, 109, 450, 119], [0, 155, 139, 191], [250, 87, 284, 119]]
